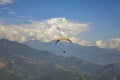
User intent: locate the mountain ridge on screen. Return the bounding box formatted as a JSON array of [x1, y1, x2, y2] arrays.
[[25, 39, 120, 65], [0, 39, 120, 80]]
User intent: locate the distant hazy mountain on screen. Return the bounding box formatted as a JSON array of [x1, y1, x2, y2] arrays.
[[25, 40, 120, 65], [0, 39, 120, 80]]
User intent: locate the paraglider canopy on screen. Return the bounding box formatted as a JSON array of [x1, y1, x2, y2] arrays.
[[55, 38, 72, 44]]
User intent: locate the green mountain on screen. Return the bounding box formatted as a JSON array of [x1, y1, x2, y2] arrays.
[[0, 39, 120, 80]]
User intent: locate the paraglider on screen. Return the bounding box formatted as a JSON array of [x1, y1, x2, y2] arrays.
[[55, 38, 72, 53], [63, 51, 66, 53], [55, 38, 72, 44]]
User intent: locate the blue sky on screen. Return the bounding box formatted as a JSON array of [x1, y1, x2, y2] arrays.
[[0, 0, 120, 49]]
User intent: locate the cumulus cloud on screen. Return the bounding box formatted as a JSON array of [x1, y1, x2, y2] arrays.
[[0, 0, 14, 5], [96, 38, 120, 51], [1, 17, 120, 50], [0, 18, 90, 43]]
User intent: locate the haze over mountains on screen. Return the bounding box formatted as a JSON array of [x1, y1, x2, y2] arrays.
[[0, 39, 120, 80], [0, 39, 93, 80], [25, 40, 120, 65]]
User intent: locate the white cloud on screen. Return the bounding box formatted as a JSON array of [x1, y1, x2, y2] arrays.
[[19, 16, 32, 19], [8, 10, 15, 14], [96, 40, 104, 47], [1, 17, 120, 50], [96, 38, 120, 51], [0, 18, 90, 43], [0, 0, 14, 5], [1, 7, 16, 14], [78, 40, 94, 46]]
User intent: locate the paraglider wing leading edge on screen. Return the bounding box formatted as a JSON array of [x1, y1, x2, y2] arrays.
[[55, 38, 72, 44]]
